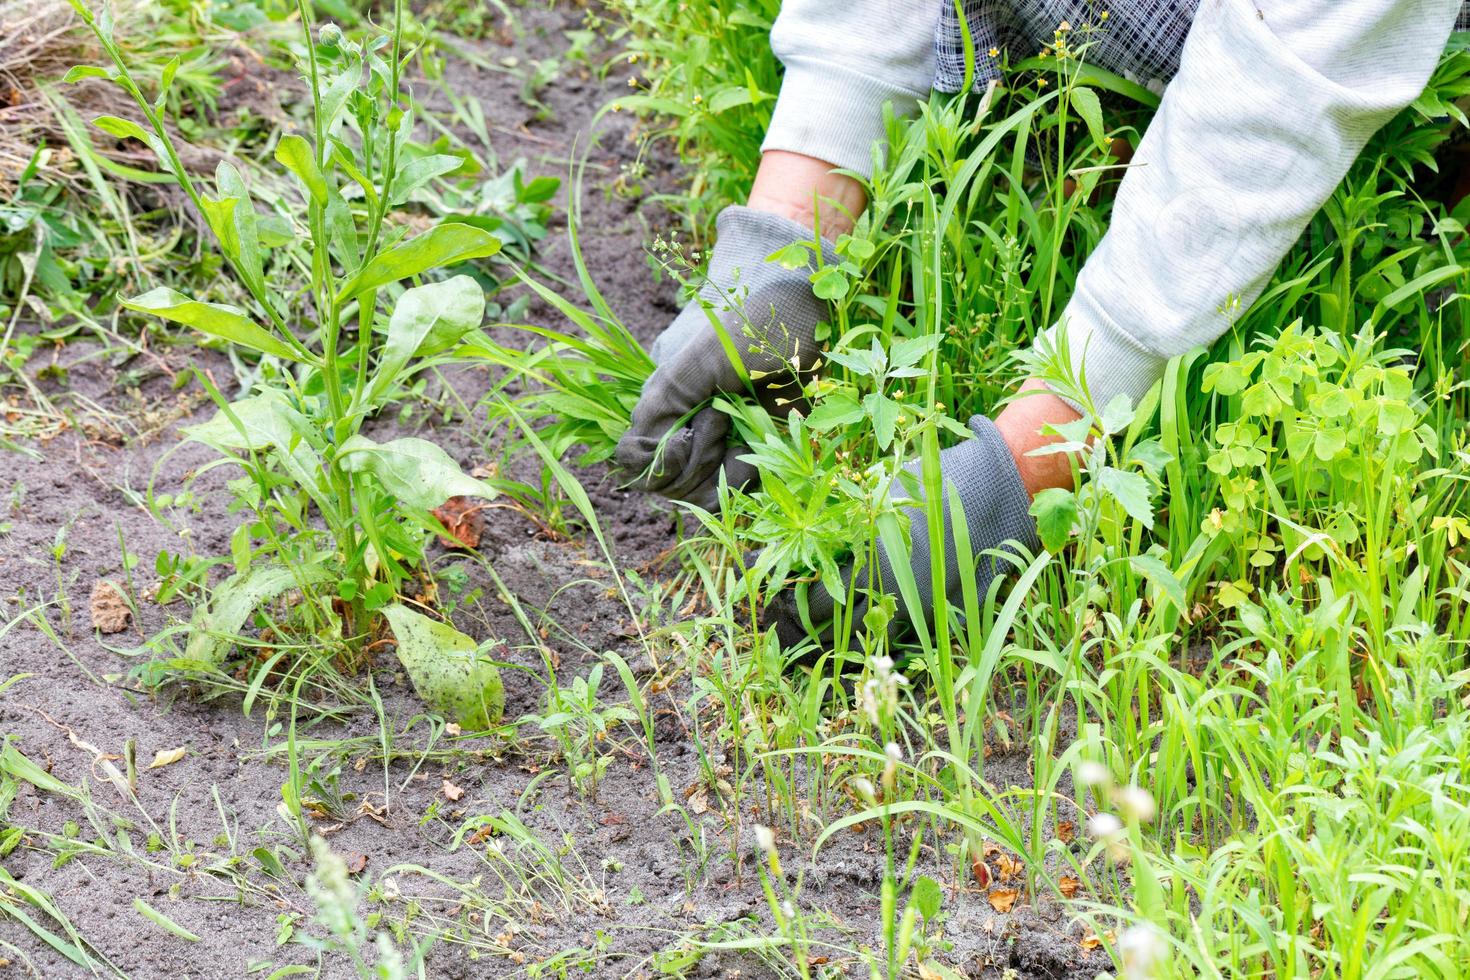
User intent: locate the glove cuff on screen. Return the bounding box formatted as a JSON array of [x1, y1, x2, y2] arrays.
[[877, 415, 1038, 616]]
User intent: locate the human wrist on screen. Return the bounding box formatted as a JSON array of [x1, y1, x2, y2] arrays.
[[993, 379, 1084, 498], [747, 150, 866, 240]]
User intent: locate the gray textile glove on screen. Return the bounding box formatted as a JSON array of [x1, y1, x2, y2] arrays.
[[772, 416, 1039, 647], [616, 206, 836, 510]]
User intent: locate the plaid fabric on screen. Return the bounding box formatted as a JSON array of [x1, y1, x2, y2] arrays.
[[934, 0, 1470, 93]]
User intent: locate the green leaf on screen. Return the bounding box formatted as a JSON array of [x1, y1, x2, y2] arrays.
[[183, 390, 312, 452], [368, 276, 485, 407], [274, 134, 327, 205], [766, 243, 813, 270], [864, 392, 900, 450], [0, 743, 79, 799], [92, 115, 171, 171], [810, 265, 849, 301], [1097, 466, 1155, 529], [337, 224, 502, 302], [154, 57, 180, 111], [889, 334, 939, 370], [1128, 554, 1186, 614], [196, 194, 243, 264], [1029, 487, 1078, 552], [336, 435, 496, 510], [185, 562, 334, 666], [1314, 426, 1347, 461], [388, 153, 466, 206], [1069, 85, 1107, 147], [911, 875, 942, 922], [215, 162, 264, 292], [63, 65, 113, 84], [121, 287, 301, 362], [804, 394, 865, 432], [133, 898, 200, 942], [383, 604, 504, 730]]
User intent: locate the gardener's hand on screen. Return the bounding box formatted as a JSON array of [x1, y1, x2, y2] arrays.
[[771, 415, 1039, 647], [615, 205, 834, 510]]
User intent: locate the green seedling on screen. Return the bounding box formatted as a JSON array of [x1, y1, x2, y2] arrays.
[[67, 0, 504, 709]]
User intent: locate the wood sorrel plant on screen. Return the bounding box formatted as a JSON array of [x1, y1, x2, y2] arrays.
[[68, 0, 504, 726]]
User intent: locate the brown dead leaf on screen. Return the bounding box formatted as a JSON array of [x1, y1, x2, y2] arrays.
[[981, 840, 1002, 858], [987, 888, 1019, 914], [1056, 820, 1076, 844], [971, 856, 992, 889], [467, 824, 494, 846], [1080, 929, 1114, 950], [995, 853, 1023, 880], [442, 779, 464, 801], [345, 852, 368, 875], [89, 581, 131, 634], [1057, 875, 1081, 898], [599, 813, 627, 827], [431, 496, 485, 550], [147, 747, 186, 769]]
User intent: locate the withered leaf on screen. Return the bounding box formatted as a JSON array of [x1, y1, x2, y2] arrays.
[[345, 852, 369, 875], [442, 779, 464, 801], [987, 888, 1019, 914], [147, 746, 186, 769], [971, 857, 992, 889], [1056, 820, 1076, 843], [430, 496, 485, 550], [1058, 875, 1081, 898], [995, 853, 1023, 880], [89, 581, 131, 634]]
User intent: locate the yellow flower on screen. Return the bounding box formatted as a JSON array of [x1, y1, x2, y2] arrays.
[[988, 46, 999, 57]]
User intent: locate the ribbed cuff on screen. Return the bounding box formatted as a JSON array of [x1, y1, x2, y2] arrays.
[[1043, 290, 1168, 414], [760, 57, 923, 179]]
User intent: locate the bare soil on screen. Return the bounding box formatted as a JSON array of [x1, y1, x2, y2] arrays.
[[0, 6, 1103, 977]]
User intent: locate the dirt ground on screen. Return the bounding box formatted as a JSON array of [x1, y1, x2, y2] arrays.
[[0, 7, 1104, 977]]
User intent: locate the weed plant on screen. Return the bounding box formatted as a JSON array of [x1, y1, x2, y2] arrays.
[[516, 7, 1470, 975], [66, 0, 509, 730]]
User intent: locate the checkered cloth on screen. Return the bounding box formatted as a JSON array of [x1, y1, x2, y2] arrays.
[[934, 0, 1470, 92]]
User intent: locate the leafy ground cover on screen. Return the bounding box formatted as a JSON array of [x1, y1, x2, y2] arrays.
[[2, 1, 1469, 978]]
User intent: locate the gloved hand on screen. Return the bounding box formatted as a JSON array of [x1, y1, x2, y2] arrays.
[[772, 416, 1039, 647], [616, 206, 836, 510]]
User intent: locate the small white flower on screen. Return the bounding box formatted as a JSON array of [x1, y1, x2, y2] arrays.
[[1077, 761, 1110, 788], [884, 742, 903, 766], [379, 876, 399, 901], [1120, 923, 1166, 978], [1117, 785, 1158, 823], [781, 900, 795, 919], [1087, 812, 1123, 840], [851, 777, 877, 805], [753, 824, 777, 857], [1087, 812, 1130, 862]]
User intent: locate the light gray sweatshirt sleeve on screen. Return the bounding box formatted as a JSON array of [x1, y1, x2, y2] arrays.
[[761, 1, 941, 177], [1043, 0, 1460, 412]]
